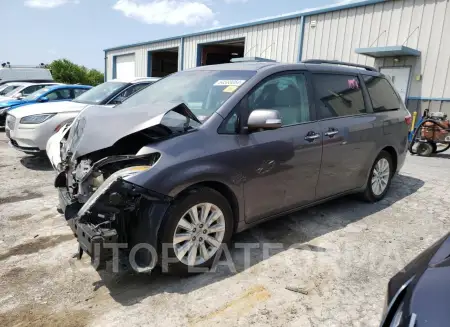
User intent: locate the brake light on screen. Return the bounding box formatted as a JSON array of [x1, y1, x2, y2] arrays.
[[54, 123, 63, 132], [405, 115, 412, 126]]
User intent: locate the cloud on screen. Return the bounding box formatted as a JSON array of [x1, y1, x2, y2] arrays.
[[24, 0, 79, 8], [113, 0, 216, 26]]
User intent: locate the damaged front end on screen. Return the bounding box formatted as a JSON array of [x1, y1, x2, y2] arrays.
[[56, 159, 172, 272]]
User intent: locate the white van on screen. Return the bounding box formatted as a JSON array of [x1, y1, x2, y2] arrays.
[[0, 63, 53, 85]]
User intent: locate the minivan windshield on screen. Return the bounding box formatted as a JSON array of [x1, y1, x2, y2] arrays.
[[73, 81, 128, 105], [120, 70, 256, 121]]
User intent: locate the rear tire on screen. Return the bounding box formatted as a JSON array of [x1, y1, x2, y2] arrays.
[[362, 151, 393, 202], [159, 187, 233, 276], [417, 142, 434, 156]]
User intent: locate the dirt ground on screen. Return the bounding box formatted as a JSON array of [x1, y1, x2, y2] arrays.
[[0, 131, 449, 327]]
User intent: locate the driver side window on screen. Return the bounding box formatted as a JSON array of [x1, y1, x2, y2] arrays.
[[248, 73, 310, 126]]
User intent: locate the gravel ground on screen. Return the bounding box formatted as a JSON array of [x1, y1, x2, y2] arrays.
[[0, 130, 449, 327]]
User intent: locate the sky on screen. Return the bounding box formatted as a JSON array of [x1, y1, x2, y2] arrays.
[[2, 0, 341, 71]]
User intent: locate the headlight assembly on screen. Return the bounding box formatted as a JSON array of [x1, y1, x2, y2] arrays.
[[20, 114, 55, 124], [77, 166, 152, 218]]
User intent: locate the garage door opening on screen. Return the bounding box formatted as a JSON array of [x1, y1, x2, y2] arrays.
[[114, 54, 136, 80], [149, 48, 179, 77], [197, 39, 245, 66]]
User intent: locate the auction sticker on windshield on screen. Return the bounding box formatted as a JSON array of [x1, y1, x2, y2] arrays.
[[214, 80, 246, 86], [223, 85, 239, 93]]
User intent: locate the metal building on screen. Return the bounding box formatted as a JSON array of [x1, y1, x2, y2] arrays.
[[104, 0, 450, 114]]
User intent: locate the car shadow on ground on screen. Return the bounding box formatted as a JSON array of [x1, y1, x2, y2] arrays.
[[20, 155, 53, 171], [435, 153, 450, 159], [93, 174, 424, 306]]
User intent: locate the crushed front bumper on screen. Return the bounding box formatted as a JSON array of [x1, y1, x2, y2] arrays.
[[56, 170, 172, 271]]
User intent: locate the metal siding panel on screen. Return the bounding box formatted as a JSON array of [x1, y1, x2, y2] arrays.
[[313, 14, 324, 58], [261, 23, 269, 59], [443, 57, 450, 98], [418, 0, 437, 97], [276, 22, 284, 61], [320, 12, 332, 59], [397, 0, 414, 46], [334, 10, 348, 60], [407, 0, 425, 48], [350, 6, 366, 63], [342, 8, 356, 62], [441, 101, 450, 116], [306, 16, 318, 59], [428, 0, 448, 97], [303, 17, 311, 60], [271, 21, 279, 59], [378, 1, 394, 46], [387, 0, 404, 45], [368, 3, 383, 48], [328, 11, 340, 59], [359, 5, 374, 64]]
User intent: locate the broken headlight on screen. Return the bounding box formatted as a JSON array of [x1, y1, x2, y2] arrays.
[[77, 166, 152, 218]]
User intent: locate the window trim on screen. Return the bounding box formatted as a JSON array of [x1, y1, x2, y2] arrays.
[[363, 75, 405, 113], [107, 82, 149, 104], [312, 72, 369, 121], [218, 70, 316, 134]]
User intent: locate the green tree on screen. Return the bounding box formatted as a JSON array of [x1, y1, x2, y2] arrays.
[[48, 59, 104, 86]]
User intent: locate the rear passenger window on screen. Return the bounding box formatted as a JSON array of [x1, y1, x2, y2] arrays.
[[248, 73, 310, 126], [73, 88, 88, 98], [363, 76, 402, 112], [313, 74, 366, 119]]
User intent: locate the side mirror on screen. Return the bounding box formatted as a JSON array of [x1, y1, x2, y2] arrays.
[[247, 109, 282, 131], [38, 96, 49, 103], [13, 93, 23, 99]]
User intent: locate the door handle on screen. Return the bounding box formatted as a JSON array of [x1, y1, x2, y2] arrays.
[[324, 129, 339, 137], [305, 132, 320, 142]]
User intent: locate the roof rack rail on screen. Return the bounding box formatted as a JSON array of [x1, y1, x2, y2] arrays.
[[301, 59, 377, 72], [230, 57, 276, 63]]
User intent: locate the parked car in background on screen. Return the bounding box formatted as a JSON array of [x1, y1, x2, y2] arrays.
[[0, 83, 64, 127], [3, 84, 91, 152], [0, 82, 60, 101], [48, 59, 410, 275], [379, 232, 450, 327], [44, 77, 160, 163], [0, 63, 53, 85], [0, 82, 26, 96], [7, 78, 159, 155]]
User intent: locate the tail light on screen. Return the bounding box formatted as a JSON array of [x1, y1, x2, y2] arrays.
[[54, 123, 64, 133], [405, 114, 412, 126]]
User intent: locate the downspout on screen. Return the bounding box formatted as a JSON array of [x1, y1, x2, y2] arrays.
[[179, 37, 184, 71], [104, 51, 107, 82], [298, 16, 306, 62]]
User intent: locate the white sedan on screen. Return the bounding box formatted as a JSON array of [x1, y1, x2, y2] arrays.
[[6, 77, 160, 155], [5, 101, 87, 154]]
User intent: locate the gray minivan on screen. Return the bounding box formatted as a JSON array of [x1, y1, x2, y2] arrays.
[[50, 59, 410, 275]]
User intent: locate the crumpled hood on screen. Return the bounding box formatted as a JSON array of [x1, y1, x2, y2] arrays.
[[67, 101, 197, 158], [8, 101, 89, 118]]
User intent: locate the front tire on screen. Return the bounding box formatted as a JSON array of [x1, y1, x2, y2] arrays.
[[160, 187, 233, 276], [362, 151, 393, 202]]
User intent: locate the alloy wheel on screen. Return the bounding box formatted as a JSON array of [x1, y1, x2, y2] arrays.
[[371, 158, 390, 196], [173, 203, 226, 266]]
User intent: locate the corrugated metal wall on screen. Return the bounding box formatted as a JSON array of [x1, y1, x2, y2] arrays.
[[302, 0, 450, 99], [183, 18, 301, 69], [105, 39, 181, 80]]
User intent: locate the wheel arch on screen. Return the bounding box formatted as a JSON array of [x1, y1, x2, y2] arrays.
[[174, 181, 241, 233], [381, 146, 398, 174]]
